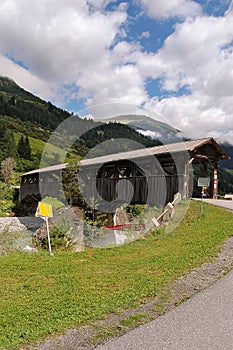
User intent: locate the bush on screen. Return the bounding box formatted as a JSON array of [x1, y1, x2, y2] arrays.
[[0, 200, 14, 217], [41, 226, 71, 251], [37, 215, 74, 251], [0, 182, 15, 216], [124, 204, 146, 218], [0, 228, 22, 255], [13, 194, 41, 216]]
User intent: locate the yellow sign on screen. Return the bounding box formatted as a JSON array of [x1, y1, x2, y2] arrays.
[[39, 202, 53, 217]]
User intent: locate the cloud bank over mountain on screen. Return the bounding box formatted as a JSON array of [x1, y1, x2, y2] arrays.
[[0, 0, 233, 142]]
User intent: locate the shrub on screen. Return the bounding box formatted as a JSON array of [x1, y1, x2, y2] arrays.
[[124, 204, 146, 218], [13, 194, 41, 216], [38, 215, 74, 251]]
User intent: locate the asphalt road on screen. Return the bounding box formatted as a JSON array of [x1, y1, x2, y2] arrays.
[[195, 198, 233, 211], [96, 269, 233, 350], [96, 200, 233, 350]]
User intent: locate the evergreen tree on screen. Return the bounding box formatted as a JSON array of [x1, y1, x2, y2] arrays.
[[10, 95, 16, 106], [16, 134, 32, 160], [17, 135, 25, 158], [0, 126, 17, 161], [0, 95, 5, 115], [62, 160, 80, 206], [0, 124, 7, 162], [0, 124, 7, 143], [24, 135, 32, 160], [4, 129, 17, 159]]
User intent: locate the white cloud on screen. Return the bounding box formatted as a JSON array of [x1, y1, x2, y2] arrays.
[[139, 0, 202, 19], [0, 0, 127, 79], [87, 0, 116, 10], [0, 0, 128, 102], [145, 93, 233, 142], [136, 8, 233, 143], [0, 0, 233, 144], [156, 15, 233, 89], [140, 31, 151, 39], [0, 54, 56, 100], [224, 0, 233, 15], [76, 63, 147, 106]]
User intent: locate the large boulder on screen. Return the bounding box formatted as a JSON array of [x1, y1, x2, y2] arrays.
[[33, 206, 84, 251]]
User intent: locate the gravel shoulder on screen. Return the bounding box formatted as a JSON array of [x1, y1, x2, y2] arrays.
[[22, 234, 233, 350]]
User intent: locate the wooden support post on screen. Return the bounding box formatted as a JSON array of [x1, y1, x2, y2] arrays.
[[213, 165, 218, 199], [183, 160, 190, 199], [202, 160, 208, 177]]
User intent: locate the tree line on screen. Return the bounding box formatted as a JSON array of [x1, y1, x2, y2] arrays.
[[0, 94, 70, 131], [0, 124, 33, 171]]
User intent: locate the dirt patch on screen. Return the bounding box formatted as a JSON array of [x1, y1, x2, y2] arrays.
[[22, 236, 233, 350]]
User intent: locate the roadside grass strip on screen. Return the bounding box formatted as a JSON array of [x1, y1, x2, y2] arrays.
[[0, 201, 232, 349]]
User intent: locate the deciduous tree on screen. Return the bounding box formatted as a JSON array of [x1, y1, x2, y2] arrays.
[[1, 157, 16, 184]]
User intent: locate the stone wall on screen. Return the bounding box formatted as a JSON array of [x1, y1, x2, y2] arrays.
[[0, 217, 43, 233]]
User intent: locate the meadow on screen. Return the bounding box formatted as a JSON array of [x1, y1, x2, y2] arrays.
[[0, 200, 233, 349]]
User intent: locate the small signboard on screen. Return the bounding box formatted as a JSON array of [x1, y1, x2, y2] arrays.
[[35, 202, 53, 256], [198, 177, 210, 187], [197, 178, 210, 217], [39, 202, 53, 217]]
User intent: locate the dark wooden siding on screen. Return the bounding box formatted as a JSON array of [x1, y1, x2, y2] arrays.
[[92, 175, 183, 207]]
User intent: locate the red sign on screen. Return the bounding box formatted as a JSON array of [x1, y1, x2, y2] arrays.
[[105, 224, 145, 231]]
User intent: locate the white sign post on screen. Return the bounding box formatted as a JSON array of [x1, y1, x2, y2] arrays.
[[36, 202, 54, 256], [45, 216, 53, 256], [198, 177, 210, 216]]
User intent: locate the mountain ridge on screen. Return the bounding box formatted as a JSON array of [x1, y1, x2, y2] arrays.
[[0, 76, 232, 194], [0, 76, 158, 169], [100, 114, 181, 143]]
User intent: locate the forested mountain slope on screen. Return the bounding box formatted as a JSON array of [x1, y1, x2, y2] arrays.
[[0, 76, 232, 194], [0, 76, 158, 171]]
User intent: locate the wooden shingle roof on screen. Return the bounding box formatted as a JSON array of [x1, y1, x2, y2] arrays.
[[22, 137, 229, 176]]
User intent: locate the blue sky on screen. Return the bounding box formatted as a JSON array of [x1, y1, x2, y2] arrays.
[[0, 0, 233, 142]]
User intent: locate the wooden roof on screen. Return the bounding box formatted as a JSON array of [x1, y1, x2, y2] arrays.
[[22, 137, 229, 177]]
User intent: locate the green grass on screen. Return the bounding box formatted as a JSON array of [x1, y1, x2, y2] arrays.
[[14, 132, 67, 163], [89, 313, 150, 343], [41, 196, 65, 210], [224, 167, 233, 175], [0, 201, 233, 349], [119, 313, 148, 328]]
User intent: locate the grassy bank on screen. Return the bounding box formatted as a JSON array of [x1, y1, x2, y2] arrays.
[[0, 200, 233, 349]]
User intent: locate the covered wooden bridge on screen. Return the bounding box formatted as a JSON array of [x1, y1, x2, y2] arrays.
[[20, 137, 229, 208]]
